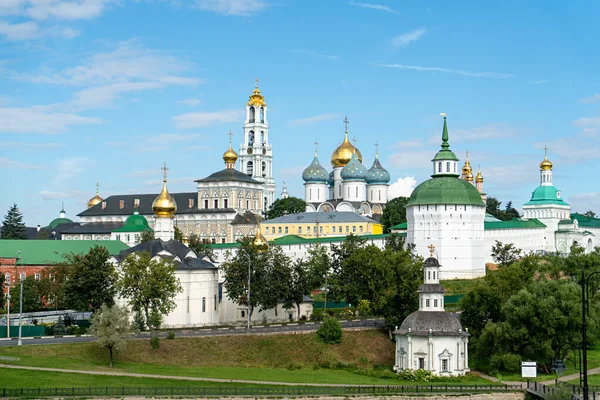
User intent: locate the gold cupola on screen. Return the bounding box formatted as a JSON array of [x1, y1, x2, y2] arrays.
[[253, 218, 269, 248], [223, 130, 238, 169], [87, 182, 103, 209], [247, 79, 266, 107], [540, 146, 553, 171], [152, 163, 177, 218], [475, 167, 484, 183], [461, 152, 474, 182], [331, 115, 363, 167]]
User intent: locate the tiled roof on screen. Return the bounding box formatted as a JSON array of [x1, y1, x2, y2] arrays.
[[572, 213, 600, 228], [264, 212, 377, 224], [390, 222, 408, 230], [117, 239, 216, 270], [194, 169, 262, 184], [78, 193, 198, 217], [484, 218, 546, 230], [0, 240, 128, 265], [63, 222, 124, 234], [408, 177, 485, 206]]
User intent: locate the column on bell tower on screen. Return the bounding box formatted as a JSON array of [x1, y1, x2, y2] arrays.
[[238, 79, 275, 210]]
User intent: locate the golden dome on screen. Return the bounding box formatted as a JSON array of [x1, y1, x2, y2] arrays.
[[331, 117, 363, 167], [152, 163, 177, 218], [461, 152, 473, 175], [223, 132, 238, 164], [87, 182, 102, 209], [540, 156, 553, 171], [247, 79, 266, 107], [253, 227, 268, 248], [475, 168, 483, 183]]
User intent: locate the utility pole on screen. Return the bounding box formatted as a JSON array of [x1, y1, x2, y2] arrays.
[[6, 285, 10, 338]]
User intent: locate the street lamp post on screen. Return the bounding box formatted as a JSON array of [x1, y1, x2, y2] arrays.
[[6, 285, 10, 338], [580, 268, 600, 400], [17, 250, 23, 346]]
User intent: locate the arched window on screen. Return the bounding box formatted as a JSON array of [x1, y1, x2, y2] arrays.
[[454, 163, 456, 173], [438, 162, 442, 172], [248, 130, 254, 146], [249, 107, 255, 122], [247, 161, 253, 176], [260, 107, 264, 123], [260, 131, 265, 144], [446, 162, 450, 172], [262, 161, 266, 177]]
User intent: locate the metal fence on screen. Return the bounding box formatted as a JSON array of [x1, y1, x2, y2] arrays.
[[0, 383, 523, 398], [526, 380, 600, 399]]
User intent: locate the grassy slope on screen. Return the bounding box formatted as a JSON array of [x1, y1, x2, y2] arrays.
[[0, 330, 493, 386]]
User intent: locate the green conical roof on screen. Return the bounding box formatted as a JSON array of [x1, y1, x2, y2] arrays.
[[432, 116, 459, 163], [113, 210, 153, 232]]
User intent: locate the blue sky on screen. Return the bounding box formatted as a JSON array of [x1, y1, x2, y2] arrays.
[[1, 0, 599, 225]]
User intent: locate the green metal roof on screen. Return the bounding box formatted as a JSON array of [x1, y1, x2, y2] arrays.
[[210, 233, 390, 249], [390, 222, 408, 230], [113, 211, 153, 233], [408, 176, 485, 206], [47, 217, 73, 229], [524, 185, 569, 206], [0, 240, 129, 265], [484, 218, 546, 230], [432, 149, 459, 162], [572, 213, 600, 228]]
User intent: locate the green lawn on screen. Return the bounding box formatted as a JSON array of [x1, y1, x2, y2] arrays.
[[441, 278, 483, 295]]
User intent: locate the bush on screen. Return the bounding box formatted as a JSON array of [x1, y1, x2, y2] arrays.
[[53, 317, 67, 335], [489, 353, 522, 373], [67, 325, 80, 335], [310, 309, 324, 321], [148, 309, 162, 330], [63, 313, 76, 327], [546, 384, 575, 400], [167, 330, 175, 340], [150, 334, 160, 349], [132, 310, 146, 332], [397, 369, 435, 382], [316, 316, 342, 344], [357, 300, 372, 316]]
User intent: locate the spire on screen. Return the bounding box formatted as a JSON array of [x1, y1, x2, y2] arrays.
[[343, 115, 349, 136], [375, 141, 379, 159], [95, 182, 99, 195], [440, 112, 449, 149], [314, 139, 319, 157]]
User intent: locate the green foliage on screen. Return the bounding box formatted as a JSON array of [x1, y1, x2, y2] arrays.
[[396, 369, 435, 382], [316, 316, 342, 344], [148, 308, 163, 330], [380, 197, 409, 231], [188, 233, 215, 261], [357, 299, 372, 316], [0, 273, 5, 311], [89, 304, 131, 368], [61, 245, 117, 312], [10, 276, 44, 312], [132, 309, 146, 332], [266, 196, 307, 219], [459, 282, 502, 338], [139, 230, 154, 243], [1, 203, 27, 240], [546, 384, 576, 400], [486, 197, 521, 221], [310, 309, 324, 321], [34, 230, 50, 240], [583, 210, 597, 218], [491, 241, 522, 267], [53, 317, 67, 335], [489, 353, 521, 373], [150, 333, 160, 349], [167, 330, 176, 340], [118, 251, 182, 330], [174, 226, 183, 242]]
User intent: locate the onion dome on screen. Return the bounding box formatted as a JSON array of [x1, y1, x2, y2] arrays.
[[366, 146, 390, 184], [114, 210, 153, 232], [341, 151, 368, 181], [152, 163, 177, 218], [475, 167, 483, 183], [302, 144, 328, 183], [461, 152, 473, 181], [253, 225, 269, 248], [223, 131, 238, 165], [247, 79, 266, 107], [540, 147, 553, 171], [327, 171, 334, 187], [87, 182, 102, 208], [331, 116, 363, 167]]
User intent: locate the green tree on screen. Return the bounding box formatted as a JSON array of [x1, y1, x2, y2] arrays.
[[89, 304, 131, 368], [0, 274, 5, 311], [503, 201, 521, 220], [266, 197, 307, 219], [261, 246, 292, 316], [11, 276, 44, 312], [380, 196, 409, 231], [1, 203, 27, 240], [174, 226, 183, 242], [316, 316, 342, 344], [583, 210, 597, 218], [485, 197, 521, 221], [491, 241, 522, 267], [34, 231, 50, 240], [188, 233, 215, 261], [62, 246, 117, 312], [284, 259, 314, 319], [459, 282, 502, 338], [139, 230, 154, 243], [118, 251, 182, 329]]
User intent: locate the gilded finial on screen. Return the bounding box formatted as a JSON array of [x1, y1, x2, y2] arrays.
[[440, 112, 446, 119], [95, 182, 99, 195], [427, 244, 435, 257], [161, 162, 168, 182], [255, 78, 259, 88], [343, 115, 349, 135]]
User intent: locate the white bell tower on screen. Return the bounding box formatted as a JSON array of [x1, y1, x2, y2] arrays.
[[239, 79, 275, 211]]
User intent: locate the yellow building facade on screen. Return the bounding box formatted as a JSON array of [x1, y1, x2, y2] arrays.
[[261, 212, 383, 240]]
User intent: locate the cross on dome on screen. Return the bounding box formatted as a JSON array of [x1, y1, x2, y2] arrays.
[[161, 162, 168, 181], [228, 130, 233, 144], [428, 244, 436, 257], [95, 182, 99, 194], [375, 142, 379, 158], [343, 115, 349, 133]]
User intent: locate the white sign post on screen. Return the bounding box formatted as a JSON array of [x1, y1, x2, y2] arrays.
[[522, 361, 537, 378]]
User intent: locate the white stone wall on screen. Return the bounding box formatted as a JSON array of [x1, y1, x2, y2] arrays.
[[304, 183, 328, 203], [407, 204, 486, 279], [394, 334, 469, 376], [342, 181, 366, 202], [367, 184, 388, 204], [484, 228, 548, 262]]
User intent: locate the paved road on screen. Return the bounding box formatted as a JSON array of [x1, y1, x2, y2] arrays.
[[0, 318, 385, 347]]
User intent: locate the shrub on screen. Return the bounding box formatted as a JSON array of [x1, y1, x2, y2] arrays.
[[397, 369, 435, 382], [132, 310, 145, 332], [53, 317, 67, 335], [148, 309, 162, 330], [299, 315, 308, 322], [167, 330, 175, 340], [316, 316, 342, 344], [357, 300, 372, 316], [546, 384, 575, 400], [489, 353, 521, 373], [150, 334, 160, 349], [67, 325, 80, 335], [310, 309, 324, 321], [63, 313, 75, 327]]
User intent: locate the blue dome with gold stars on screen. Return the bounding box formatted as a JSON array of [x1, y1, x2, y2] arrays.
[[366, 157, 390, 184], [302, 155, 328, 183], [340, 152, 367, 181]]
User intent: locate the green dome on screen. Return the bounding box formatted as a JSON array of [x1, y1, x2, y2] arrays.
[[408, 177, 485, 206], [114, 211, 153, 232], [524, 185, 569, 206], [47, 217, 73, 229]]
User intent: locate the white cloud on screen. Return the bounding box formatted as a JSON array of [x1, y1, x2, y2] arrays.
[[452, 123, 516, 141], [392, 28, 425, 49], [387, 150, 432, 169], [0, 20, 39, 40], [39, 189, 86, 200], [0, 140, 63, 149], [532, 79, 547, 85], [374, 63, 513, 79], [290, 113, 339, 126], [179, 98, 202, 107], [25, 0, 113, 21], [72, 81, 163, 109], [388, 177, 417, 199], [0, 106, 102, 133], [568, 192, 600, 215], [53, 157, 93, 185], [347, 1, 398, 14], [580, 94, 600, 104], [292, 49, 340, 61], [0, 156, 40, 169], [194, 0, 268, 16], [172, 109, 243, 129]]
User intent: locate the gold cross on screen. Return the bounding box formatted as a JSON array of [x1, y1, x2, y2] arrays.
[[314, 139, 319, 155], [228, 130, 233, 144], [343, 115, 349, 133], [95, 182, 99, 194], [375, 141, 379, 157], [427, 244, 435, 257], [161, 162, 168, 181], [544, 144, 548, 157]]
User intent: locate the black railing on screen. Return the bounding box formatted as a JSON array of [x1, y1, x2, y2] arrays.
[[1, 384, 523, 398], [527, 380, 600, 399]]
